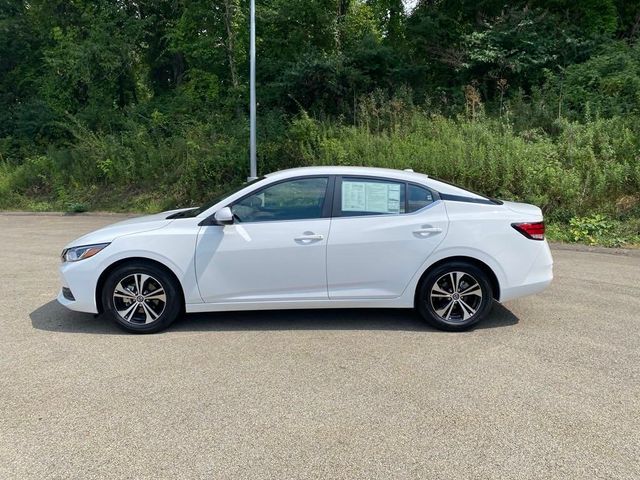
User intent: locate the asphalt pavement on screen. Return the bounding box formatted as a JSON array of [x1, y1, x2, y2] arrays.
[[1, 213, 638, 479]]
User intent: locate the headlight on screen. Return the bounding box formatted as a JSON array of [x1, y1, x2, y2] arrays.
[[61, 243, 110, 263]]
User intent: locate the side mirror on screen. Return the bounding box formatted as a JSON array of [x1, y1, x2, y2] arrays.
[[213, 207, 234, 225]]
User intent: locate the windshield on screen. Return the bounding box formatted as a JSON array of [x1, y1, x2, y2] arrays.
[[167, 176, 266, 219]]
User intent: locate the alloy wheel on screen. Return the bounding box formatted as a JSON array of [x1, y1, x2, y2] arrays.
[[112, 273, 167, 324], [429, 271, 483, 323]]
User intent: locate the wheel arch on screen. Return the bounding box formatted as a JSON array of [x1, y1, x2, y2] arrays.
[[414, 255, 501, 306], [95, 257, 186, 314]]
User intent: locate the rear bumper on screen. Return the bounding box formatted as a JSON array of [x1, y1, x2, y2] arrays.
[[499, 278, 552, 303], [499, 241, 553, 302]]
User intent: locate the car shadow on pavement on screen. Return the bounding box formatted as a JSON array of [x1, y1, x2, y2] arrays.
[[30, 300, 519, 335]]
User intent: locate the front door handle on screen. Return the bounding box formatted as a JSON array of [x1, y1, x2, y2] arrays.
[[294, 232, 324, 244], [413, 226, 442, 238]]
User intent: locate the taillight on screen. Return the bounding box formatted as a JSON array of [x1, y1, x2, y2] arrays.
[[512, 222, 545, 240]]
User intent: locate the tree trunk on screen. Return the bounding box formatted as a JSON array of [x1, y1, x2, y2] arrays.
[[223, 0, 239, 89], [629, 12, 640, 40]]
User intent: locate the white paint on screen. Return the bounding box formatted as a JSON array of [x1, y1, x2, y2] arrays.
[[58, 166, 553, 317]]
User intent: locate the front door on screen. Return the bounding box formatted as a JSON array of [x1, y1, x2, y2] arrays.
[[195, 176, 332, 303]]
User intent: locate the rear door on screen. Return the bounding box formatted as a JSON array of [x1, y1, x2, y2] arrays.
[[326, 176, 448, 299]]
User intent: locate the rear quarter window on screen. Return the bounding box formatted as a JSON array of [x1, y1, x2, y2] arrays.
[[408, 184, 435, 212]]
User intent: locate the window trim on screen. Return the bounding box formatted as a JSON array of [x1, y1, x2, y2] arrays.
[[332, 175, 440, 219], [199, 173, 443, 226], [438, 193, 498, 205], [212, 175, 335, 224]]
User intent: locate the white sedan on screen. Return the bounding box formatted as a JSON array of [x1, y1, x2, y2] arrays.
[[58, 166, 553, 333]]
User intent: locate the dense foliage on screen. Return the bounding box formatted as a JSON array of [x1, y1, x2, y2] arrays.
[[1, 1, 639, 243]]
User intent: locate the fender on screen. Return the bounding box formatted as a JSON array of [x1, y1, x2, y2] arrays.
[[399, 246, 507, 305], [94, 248, 202, 306]]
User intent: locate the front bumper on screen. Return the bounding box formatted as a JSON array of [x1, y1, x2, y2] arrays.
[[57, 259, 100, 314]]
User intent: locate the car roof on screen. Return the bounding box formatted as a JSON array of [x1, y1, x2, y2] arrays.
[[265, 166, 430, 182], [264, 166, 486, 199]]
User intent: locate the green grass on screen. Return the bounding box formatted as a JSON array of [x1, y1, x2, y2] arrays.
[[1, 108, 639, 247]]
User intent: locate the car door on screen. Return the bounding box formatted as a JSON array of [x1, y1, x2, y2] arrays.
[[327, 176, 448, 299], [195, 176, 333, 303]]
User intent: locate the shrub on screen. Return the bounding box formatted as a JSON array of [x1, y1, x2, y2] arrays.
[[569, 214, 615, 244], [1, 99, 639, 246]]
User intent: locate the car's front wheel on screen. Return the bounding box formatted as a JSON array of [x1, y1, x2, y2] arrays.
[[416, 261, 494, 331], [101, 262, 182, 333]]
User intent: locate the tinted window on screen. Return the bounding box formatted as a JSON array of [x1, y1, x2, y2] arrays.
[[407, 184, 435, 212], [231, 177, 329, 222], [340, 178, 405, 216]]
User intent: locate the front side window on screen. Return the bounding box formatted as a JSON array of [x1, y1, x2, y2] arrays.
[[340, 178, 406, 216], [231, 177, 329, 222]]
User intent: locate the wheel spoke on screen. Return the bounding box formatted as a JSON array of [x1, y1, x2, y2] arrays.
[[432, 283, 450, 296], [435, 300, 455, 319], [459, 284, 482, 297], [133, 274, 151, 295], [117, 302, 138, 321], [145, 294, 166, 302], [114, 284, 135, 298], [139, 274, 150, 294], [445, 301, 456, 320], [449, 271, 464, 293], [458, 299, 477, 320], [141, 302, 159, 324], [145, 287, 164, 297], [144, 287, 166, 302]]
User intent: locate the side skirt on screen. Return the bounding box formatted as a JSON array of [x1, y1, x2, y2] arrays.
[[185, 297, 413, 313]]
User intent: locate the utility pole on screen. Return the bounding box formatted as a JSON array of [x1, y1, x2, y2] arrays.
[[248, 0, 257, 180]]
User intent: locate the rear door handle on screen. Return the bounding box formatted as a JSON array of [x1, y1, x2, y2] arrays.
[[294, 232, 324, 244], [413, 227, 442, 238]]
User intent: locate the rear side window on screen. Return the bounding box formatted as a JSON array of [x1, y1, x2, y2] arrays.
[[407, 184, 435, 212], [340, 178, 405, 216], [231, 177, 329, 222]]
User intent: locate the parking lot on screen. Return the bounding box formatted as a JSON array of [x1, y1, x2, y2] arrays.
[[1, 213, 639, 479]]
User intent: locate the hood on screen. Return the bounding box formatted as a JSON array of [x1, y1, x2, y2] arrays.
[[64, 208, 192, 248], [502, 201, 543, 219]]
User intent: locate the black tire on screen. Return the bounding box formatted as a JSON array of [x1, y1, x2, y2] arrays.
[[101, 261, 182, 334], [416, 261, 494, 331]]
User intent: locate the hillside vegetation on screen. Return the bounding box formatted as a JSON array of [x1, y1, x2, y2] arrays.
[[1, 1, 639, 245]]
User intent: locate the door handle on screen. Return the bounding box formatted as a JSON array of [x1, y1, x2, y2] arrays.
[[413, 226, 442, 238], [294, 232, 324, 244]]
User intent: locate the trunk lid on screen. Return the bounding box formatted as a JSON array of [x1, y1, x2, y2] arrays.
[[502, 200, 543, 219]]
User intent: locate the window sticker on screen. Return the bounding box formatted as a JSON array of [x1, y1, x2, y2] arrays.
[[342, 181, 401, 214], [342, 182, 366, 211]]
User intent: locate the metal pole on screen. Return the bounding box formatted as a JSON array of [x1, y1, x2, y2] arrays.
[[248, 0, 257, 180]]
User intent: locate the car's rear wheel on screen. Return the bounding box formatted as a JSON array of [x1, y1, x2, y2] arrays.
[[416, 261, 493, 331], [101, 262, 182, 333]]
